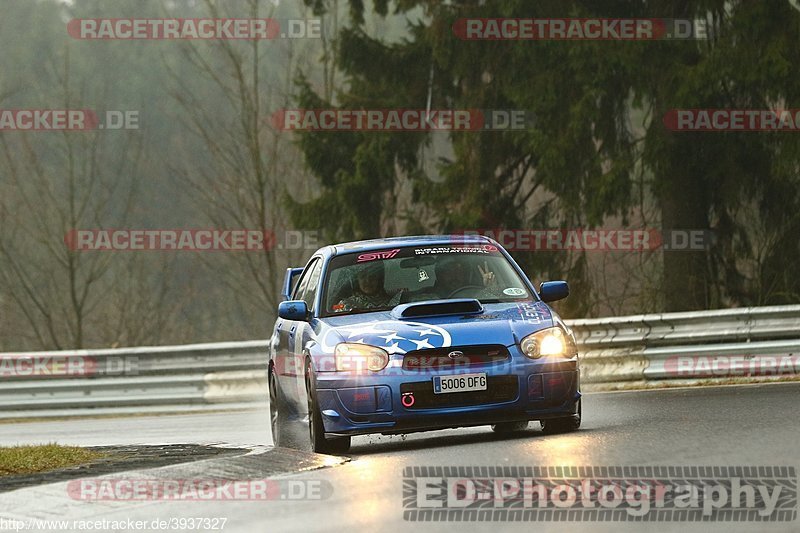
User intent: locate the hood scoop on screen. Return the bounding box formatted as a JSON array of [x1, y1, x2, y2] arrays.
[[392, 298, 484, 319]]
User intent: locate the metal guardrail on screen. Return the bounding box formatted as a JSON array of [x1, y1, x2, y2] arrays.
[[570, 305, 800, 387], [0, 306, 798, 419], [0, 341, 269, 419]]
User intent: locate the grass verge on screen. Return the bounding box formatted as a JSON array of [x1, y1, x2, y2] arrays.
[[0, 444, 105, 477]]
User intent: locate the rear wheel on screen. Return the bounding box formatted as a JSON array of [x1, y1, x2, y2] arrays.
[[540, 399, 581, 434], [491, 421, 529, 433], [306, 360, 351, 454]]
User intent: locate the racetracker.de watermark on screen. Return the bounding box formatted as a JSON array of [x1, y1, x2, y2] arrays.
[[270, 109, 535, 131], [64, 229, 320, 252], [67, 18, 321, 40], [0, 517, 228, 532], [0, 110, 138, 131], [453, 18, 710, 40], [663, 355, 800, 378], [67, 478, 332, 501], [454, 229, 714, 252], [272, 353, 549, 377], [0, 355, 137, 378], [664, 109, 800, 131], [404, 466, 797, 521]]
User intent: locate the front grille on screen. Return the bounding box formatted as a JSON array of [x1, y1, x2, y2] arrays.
[[400, 375, 518, 409], [402, 344, 510, 370]]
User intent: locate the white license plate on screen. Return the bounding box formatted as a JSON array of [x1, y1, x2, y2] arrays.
[[433, 373, 487, 394]]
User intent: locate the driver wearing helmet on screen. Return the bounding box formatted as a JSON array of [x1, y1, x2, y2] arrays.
[[336, 262, 400, 311]]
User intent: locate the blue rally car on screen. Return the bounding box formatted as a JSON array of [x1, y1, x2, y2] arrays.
[[268, 235, 581, 453]]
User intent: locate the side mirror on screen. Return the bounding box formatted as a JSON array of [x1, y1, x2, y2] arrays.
[[539, 281, 569, 303], [278, 300, 309, 321]]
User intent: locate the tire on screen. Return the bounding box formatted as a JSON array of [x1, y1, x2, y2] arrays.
[[540, 399, 581, 434], [305, 359, 351, 454], [268, 364, 287, 447], [491, 421, 529, 433]]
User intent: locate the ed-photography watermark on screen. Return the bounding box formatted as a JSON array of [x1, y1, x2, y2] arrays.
[[68, 18, 321, 40], [65, 229, 320, 252], [665, 109, 800, 132], [270, 109, 535, 131], [0, 109, 138, 131], [403, 466, 797, 521], [453, 18, 710, 40], [67, 478, 332, 501], [454, 229, 714, 252]]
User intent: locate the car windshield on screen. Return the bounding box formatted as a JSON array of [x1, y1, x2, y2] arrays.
[[321, 244, 532, 317]]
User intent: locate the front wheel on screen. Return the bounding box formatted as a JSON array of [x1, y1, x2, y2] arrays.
[[306, 360, 351, 454], [268, 365, 287, 447], [540, 399, 581, 434]]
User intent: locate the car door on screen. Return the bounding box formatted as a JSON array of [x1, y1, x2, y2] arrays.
[[270, 268, 304, 376], [277, 257, 322, 407]]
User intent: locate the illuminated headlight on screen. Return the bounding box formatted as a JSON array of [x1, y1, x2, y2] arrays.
[[519, 327, 576, 359], [334, 343, 389, 372]]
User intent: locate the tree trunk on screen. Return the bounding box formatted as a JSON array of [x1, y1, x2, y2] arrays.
[[659, 138, 711, 312]]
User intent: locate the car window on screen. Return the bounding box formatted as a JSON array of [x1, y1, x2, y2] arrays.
[[289, 271, 302, 296], [291, 258, 320, 302], [301, 259, 323, 312], [321, 244, 532, 316], [384, 258, 436, 293]]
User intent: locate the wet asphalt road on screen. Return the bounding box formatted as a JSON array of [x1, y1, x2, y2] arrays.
[[0, 382, 797, 532]]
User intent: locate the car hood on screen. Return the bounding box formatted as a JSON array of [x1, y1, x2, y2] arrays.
[[317, 301, 556, 355]]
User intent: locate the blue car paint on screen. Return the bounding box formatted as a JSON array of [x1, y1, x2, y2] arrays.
[[268, 235, 580, 438]]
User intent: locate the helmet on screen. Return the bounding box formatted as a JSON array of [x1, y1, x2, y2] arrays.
[[354, 261, 385, 283]]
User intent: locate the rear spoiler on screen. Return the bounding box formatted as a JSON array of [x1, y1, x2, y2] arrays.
[[281, 267, 305, 301]]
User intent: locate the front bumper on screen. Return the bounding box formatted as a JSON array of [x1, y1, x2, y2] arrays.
[[313, 353, 580, 437]]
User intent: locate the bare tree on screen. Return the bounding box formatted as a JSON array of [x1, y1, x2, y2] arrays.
[[164, 0, 319, 325], [0, 48, 177, 350]]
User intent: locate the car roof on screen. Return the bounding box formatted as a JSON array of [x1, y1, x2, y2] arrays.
[[317, 234, 494, 258]]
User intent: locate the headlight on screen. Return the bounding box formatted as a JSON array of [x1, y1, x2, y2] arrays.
[[334, 343, 389, 372], [519, 327, 576, 359]]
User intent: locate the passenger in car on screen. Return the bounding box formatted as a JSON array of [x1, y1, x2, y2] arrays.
[[434, 258, 500, 298]]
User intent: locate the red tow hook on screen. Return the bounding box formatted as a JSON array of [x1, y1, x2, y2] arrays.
[[401, 392, 415, 408]]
